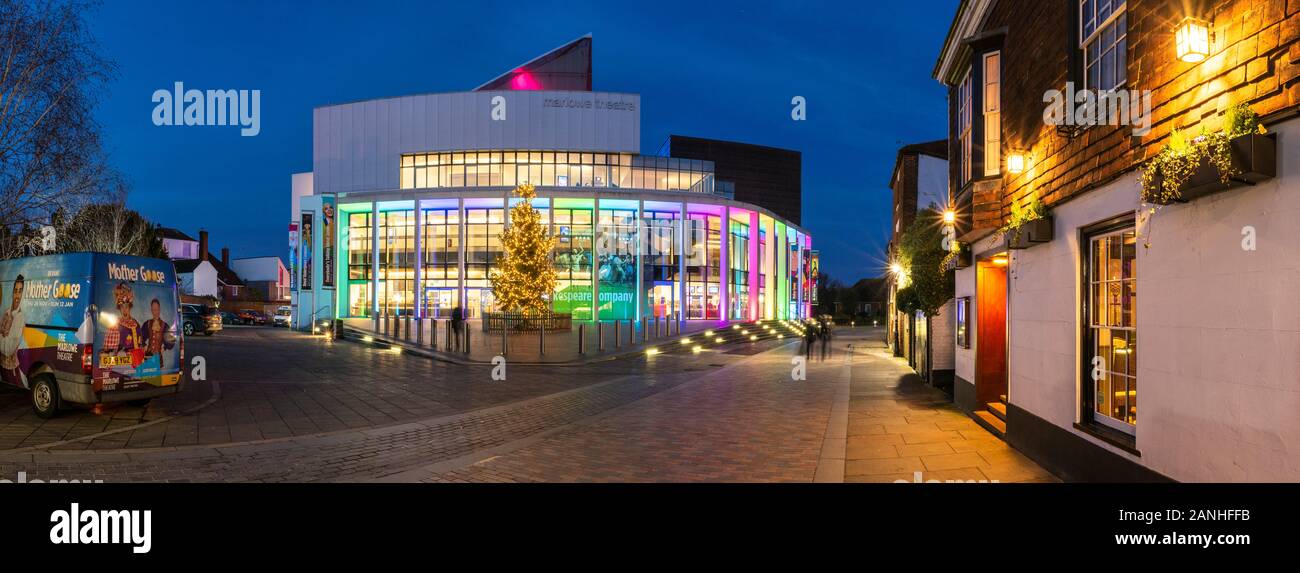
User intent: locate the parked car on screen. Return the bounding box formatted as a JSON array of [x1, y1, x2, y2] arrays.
[[237, 309, 268, 325], [272, 306, 291, 327], [219, 310, 240, 325], [181, 304, 222, 336]]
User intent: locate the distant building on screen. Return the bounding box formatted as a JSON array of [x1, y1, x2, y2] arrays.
[[886, 140, 952, 391], [158, 228, 200, 260], [662, 135, 803, 225], [231, 256, 291, 301]]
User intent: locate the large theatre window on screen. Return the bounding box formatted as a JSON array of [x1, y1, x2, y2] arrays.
[[685, 213, 720, 320], [421, 207, 460, 319], [643, 211, 679, 320], [1084, 222, 1137, 435], [552, 206, 593, 320], [377, 209, 415, 317], [346, 212, 372, 317], [463, 207, 503, 318], [729, 220, 750, 321], [598, 208, 637, 320]]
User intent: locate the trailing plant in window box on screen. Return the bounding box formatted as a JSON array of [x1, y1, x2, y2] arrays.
[[997, 196, 1053, 250], [941, 241, 971, 271], [1140, 104, 1275, 205]]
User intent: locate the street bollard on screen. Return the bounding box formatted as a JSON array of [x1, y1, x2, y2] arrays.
[[539, 323, 545, 355], [642, 317, 648, 342], [464, 325, 471, 354], [446, 320, 453, 351], [653, 316, 659, 337], [597, 321, 605, 351], [578, 323, 586, 354], [501, 321, 507, 356], [416, 318, 423, 345], [403, 316, 410, 341], [614, 320, 621, 349]]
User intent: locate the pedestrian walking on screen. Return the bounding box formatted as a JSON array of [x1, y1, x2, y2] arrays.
[[819, 319, 832, 361], [804, 321, 817, 360]]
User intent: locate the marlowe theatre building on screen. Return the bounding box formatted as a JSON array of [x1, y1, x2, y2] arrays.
[[290, 36, 814, 329]]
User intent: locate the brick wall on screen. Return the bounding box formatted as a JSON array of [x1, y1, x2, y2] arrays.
[[951, 0, 1300, 221], [891, 154, 920, 249]]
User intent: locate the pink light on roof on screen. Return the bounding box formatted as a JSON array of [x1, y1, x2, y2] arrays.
[[509, 70, 542, 90]]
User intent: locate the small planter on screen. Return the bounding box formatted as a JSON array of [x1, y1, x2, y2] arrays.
[[1004, 217, 1054, 250], [944, 244, 972, 270], [1147, 133, 1277, 205]]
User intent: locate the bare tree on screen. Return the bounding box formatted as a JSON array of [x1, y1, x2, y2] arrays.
[[55, 196, 166, 258], [0, 0, 117, 250]]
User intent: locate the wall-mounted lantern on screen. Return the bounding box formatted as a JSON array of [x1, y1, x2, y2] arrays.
[[1007, 153, 1027, 174], [1175, 17, 1211, 63]]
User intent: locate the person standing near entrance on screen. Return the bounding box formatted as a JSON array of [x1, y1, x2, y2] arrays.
[[803, 320, 816, 361], [451, 306, 464, 352]]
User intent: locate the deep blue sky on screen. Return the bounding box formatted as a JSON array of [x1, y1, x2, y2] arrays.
[[90, 0, 956, 281]]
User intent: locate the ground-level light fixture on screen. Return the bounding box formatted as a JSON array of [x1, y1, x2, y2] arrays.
[[1176, 17, 1211, 63], [1007, 153, 1026, 174]]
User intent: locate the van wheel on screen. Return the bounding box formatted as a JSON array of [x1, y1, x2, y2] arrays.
[[31, 375, 60, 419], [183, 321, 195, 336]]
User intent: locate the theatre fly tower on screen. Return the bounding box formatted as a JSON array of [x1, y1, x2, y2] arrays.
[[290, 36, 813, 330]]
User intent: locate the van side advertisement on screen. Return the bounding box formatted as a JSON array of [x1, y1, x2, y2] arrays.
[[0, 255, 93, 389], [93, 255, 182, 391]]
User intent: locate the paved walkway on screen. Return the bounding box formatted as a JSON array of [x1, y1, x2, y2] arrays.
[[345, 317, 734, 364], [0, 327, 1056, 482]]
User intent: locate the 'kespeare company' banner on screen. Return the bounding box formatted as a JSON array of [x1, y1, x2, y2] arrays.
[[288, 222, 298, 291], [322, 197, 335, 289], [300, 212, 314, 291]]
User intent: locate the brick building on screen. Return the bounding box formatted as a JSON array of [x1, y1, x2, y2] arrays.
[[886, 140, 952, 389], [933, 0, 1300, 481]]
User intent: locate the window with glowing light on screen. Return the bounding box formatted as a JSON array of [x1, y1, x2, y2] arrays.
[[1085, 224, 1137, 434]]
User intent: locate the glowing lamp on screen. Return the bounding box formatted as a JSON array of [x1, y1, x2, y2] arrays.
[[1007, 153, 1026, 174], [942, 209, 956, 225], [1175, 18, 1210, 63], [992, 256, 1009, 266], [889, 262, 904, 276]]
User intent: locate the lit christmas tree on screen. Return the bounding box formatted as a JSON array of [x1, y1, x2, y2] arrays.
[[490, 184, 557, 315]]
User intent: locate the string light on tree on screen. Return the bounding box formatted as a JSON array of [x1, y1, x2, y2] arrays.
[[489, 184, 558, 315]]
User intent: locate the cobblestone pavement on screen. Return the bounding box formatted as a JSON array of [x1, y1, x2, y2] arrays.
[[418, 331, 1056, 483], [0, 327, 660, 451], [0, 326, 1056, 483]]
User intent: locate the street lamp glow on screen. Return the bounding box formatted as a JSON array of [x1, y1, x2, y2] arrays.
[[942, 209, 956, 224], [890, 262, 904, 276]]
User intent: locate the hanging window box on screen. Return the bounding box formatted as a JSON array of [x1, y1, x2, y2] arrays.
[[1004, 217, 1054, 250], [1144, 133, 1276, 205], [943, 243, 971, 271]]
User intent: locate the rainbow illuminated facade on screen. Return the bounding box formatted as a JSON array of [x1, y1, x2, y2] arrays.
[[290, 36, 811, 327]]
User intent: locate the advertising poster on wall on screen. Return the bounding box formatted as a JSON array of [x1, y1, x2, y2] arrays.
[[322, 197, 336, 289], [810, 250, 820, 304], [288, 221, 298, 291], [301, 212, 314, 291]]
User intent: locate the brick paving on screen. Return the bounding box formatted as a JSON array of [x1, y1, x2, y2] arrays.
[[0, 325, 1057, 483], [419, 330, 1056, 483]]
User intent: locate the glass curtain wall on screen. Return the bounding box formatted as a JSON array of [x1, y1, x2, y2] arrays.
[[552, 204, 594, 320], [685, 213, 721, 320], [729, 218, 750, 321], [420, 206, 460, 319], [642, 210, 679, 320], [400, 151, 714, 193], [597, 207, 638, 320], [346, 211, 372, 318], [463, 205, 504, 318], [377, 208, 416, 316]]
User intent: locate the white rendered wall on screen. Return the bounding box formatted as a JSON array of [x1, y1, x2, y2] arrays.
[[1007, 118, 1300, 481]]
